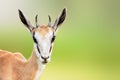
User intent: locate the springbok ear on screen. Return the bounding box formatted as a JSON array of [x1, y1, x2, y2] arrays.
[[18, 9, 34, 31], [53, 8, 67, 31]]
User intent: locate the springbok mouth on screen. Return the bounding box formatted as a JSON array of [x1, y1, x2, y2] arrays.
[[42, 61, 48, 64]]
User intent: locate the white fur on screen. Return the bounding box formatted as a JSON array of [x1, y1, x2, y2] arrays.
[[34, 58, 46, 80], [33, 29, 54, 79], [34, 30, 53, 63]]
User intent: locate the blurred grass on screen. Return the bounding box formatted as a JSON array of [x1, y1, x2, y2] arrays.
[[0, 0, 120, 80]]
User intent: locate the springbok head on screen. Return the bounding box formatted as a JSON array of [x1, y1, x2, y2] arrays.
[[18, 8, 67, 64]]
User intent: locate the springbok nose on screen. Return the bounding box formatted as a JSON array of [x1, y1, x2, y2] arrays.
[[41, 56, 49, 60]]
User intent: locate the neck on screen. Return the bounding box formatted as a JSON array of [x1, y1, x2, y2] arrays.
[[27, 47, 46, 80]]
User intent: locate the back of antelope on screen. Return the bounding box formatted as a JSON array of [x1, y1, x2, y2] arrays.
[[0, 8, 67, 80]]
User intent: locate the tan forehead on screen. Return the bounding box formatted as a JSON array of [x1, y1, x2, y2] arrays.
[[33, 25, 54, 36]]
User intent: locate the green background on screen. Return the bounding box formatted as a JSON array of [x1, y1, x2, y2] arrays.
[[0, 0, 120, 80]]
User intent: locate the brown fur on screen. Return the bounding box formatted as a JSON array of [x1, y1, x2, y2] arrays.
[[0, 26, 54, 80], [32, 25, 54, 37], [0, 50, 39, 80]]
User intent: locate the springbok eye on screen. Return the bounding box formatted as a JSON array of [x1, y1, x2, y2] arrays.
[[51, 36, 56, 43]]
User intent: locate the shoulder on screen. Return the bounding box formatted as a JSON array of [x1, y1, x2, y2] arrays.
[[0, 50, 26, 61], [0, 50, 13, 58], [14, 52, 27, 61], [0, 50, 14, 65]]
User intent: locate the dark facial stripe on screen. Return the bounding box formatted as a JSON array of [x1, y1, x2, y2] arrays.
[[49, 46, 52, 52], [37, 45, 40, 53], [33, 36, 38, 44], [32, 34, 38, 44], [32, 33, 40, 54]]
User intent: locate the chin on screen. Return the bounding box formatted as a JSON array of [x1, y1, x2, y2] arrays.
[[42, 61, 50, 65]]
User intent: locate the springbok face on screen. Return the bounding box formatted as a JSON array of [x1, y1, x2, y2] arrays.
[[18, 8, 66, 64]]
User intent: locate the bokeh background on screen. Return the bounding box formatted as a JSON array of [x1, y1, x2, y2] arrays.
[[0, 0, 120, 80]]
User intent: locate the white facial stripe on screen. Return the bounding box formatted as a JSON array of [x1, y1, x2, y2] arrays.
[[33, 29, 54, 64]]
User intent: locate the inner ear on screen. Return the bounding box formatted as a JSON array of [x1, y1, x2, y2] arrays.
[[18, 9, 34, 31], [53, 8, 67, 31], [57, 8, 66, 26]]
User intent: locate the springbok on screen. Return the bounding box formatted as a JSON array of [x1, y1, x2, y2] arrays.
[[0, 8, 66, 80]]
